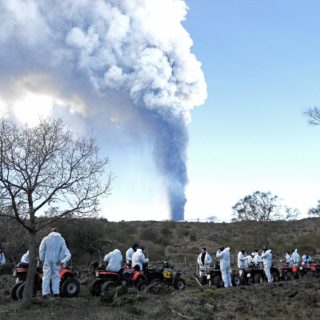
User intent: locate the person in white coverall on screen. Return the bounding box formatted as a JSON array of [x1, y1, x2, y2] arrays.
[[261, 249, 273, 283], [291, 249, 300, 266], [237, 249, 247, 278], [103, 249, 123, 272], [216, 247, 232, 288], [39, 228, 67, 297], [126, 244, 139, 265], [132, 248, 149, 271], [0, 246, 6, 265], [20, 250, 30, 264], [197, 248, 212, 277]]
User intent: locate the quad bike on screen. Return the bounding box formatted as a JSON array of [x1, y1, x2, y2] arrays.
[[298, 262, 318, 277], [279, 262, 301, 281], [11, 262, 80, 300], [89, 263, 147, 296], [144, 261, 186, 290], [200, 263, 240, 288], [238, 262, 265, 285]]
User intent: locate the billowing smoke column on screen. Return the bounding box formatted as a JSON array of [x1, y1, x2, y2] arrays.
[[0, 0, 207, 220]]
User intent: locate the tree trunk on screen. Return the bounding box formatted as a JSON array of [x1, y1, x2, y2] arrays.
[[21, 231, 37, 309]]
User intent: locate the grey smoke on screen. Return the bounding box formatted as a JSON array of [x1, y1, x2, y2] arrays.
[[0, 0, 207, 220]]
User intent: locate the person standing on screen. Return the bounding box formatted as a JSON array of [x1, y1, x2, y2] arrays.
[[0, 246, 6, 265], [216, 247, 232, 288], [261, 248, 273, 283], [39, 228, 67, 297], [197, 248, 213, 283], [237, 249, 247, 279]]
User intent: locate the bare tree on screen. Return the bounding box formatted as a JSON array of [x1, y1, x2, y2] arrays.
[[232, 191, 281, 222], [304, 106, 320, 126], [0, 118, 112, 308]]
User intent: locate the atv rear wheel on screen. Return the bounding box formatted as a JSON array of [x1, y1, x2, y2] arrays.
[[254, 273, 263, 284], [137, 280, 148, 291], [10, 282, 22, 301], [101, 281, 117, 294], [16, 282, 25, 300], [213, 275, 224, 288], [89, 279, 102, 296], [284, 271, 293, 281], [61, 278, 80, 298], [174, 278, 186, 290], [271, 272, 279, 282], [232, 275, 241, 287]]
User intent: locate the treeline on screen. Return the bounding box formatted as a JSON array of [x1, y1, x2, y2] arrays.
[[1, 217, 320, 267]]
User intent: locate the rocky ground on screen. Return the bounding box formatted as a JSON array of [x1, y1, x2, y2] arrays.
[[0, 270, 319, 320]]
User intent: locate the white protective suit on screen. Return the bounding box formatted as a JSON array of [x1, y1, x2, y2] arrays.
[[261, 250, 273, 283], [285, 252, 291, 263], [132, 249, 149, 271], [21, 251, 29, 264], [103, 249, 123, 272], [216, 247, 232, 288], [253, 253, 263, 267], [302, 254, 312, 265], [197, 251, 213, 277], [291, 249, 300, 265], [39, 231, 67, 296], [126, 247, 135, 264], [0, 250, 5, 265], [61, 247, 71, 267], [237, 251, 246, 269]]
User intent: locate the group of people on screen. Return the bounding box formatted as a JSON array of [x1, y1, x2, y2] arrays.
[[197, 247, 273, 287], [103, 244, 149, 273], [285, 249, 312, 266]]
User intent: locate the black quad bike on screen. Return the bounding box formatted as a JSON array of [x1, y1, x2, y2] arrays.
[[144, 261, 186, 290], [10, 262, 80, 300], [200, 264, 240, 288]]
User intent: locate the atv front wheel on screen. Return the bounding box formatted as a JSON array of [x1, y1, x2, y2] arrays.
[[213, 275, 224, 288], [16, 282, 25, 300], [89, 279, 102, 296], [174, 278, 186, 290], [101, 281, 117, 294], [10, 282, 22, 300], [61, 278, 80, 298], [232, 275, 241, 287], [137, 280, 148, 291]]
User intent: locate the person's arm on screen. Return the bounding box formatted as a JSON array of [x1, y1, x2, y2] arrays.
[[39, 239, 46, 261]]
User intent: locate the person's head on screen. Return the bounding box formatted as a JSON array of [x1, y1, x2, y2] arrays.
[[132, 244, 139, 251], [241, 248, 246, 255], [201, 247, 207, 252], [219, 247, 224, 252], [50, 227, 58, 233]]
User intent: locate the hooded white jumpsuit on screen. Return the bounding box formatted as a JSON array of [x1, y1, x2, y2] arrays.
[[197, 251, 213, 277], [126, 247, 135, 264], [237, 251, 246, 278], [39, 231, 67, 295], [291, 249, 300, 265], [21, 251, 30, 264], [261, 250, 273, 283], [103, 249, 123, 272], [216, 247, 232, 288], [132, 249, 149, 271]]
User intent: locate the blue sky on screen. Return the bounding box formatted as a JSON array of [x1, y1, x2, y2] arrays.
[[182, 0, 320, 220]]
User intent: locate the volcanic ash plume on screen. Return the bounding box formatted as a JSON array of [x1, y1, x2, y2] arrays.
[[0, 0, 207, 220]]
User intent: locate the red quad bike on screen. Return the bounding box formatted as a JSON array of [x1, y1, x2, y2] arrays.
[[143, 261, 186, 290], [279, 262, 301, 281], [298, 262, 318, 277], [89, 264, 147, 296], [11, 263, 80, 300]]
